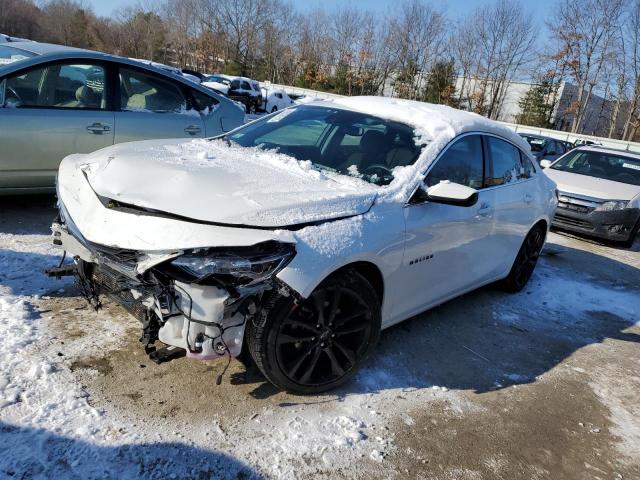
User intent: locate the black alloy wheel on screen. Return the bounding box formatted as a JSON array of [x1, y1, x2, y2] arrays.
[[246, 271, 380, 394], [501, 224, 546, 292]]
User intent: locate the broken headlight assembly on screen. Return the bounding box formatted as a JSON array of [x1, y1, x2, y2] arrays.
[[157, 241, 296, 287]]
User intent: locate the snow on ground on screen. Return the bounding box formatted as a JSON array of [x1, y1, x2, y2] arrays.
[[1, 220, 639, 478]]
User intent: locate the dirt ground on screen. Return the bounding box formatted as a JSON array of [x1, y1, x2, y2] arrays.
[[2, 195, 639, 480]]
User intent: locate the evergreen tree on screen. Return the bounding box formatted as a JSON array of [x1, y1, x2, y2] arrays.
[[516, 80, 558, 128], [422, 60, 458, 107]]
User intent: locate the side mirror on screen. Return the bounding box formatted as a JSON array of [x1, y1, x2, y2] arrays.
[[411, 181, 479, 207], [540, 159, 552, 169]]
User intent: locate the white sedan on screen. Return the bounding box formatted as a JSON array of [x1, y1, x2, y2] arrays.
[[51, 97, 557, 393], [261, 87, 294, 112], [542, 146, 640, 247]]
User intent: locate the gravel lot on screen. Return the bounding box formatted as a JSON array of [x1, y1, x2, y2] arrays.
[[1, 195, 639, 480]]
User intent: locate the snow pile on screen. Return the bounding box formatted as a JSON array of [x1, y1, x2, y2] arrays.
[[0, 233, 256, 479]]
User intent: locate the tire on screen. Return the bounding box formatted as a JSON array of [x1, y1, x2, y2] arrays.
[[500, 223, 546, 293], [271, 106, 278, 113], [246, 271, 381, 394], [247, 102, 256, 114]]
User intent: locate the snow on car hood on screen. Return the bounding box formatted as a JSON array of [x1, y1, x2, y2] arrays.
[[80, 138, 377, 228], [544, 168, 640, 201]]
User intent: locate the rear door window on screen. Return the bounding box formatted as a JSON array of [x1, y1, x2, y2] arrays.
[[486, 136, 526, 186], [119, 67, 187, 113], [190, 88, 219, 113]]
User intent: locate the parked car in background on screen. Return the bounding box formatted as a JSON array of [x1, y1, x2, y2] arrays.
[[227, 77, 262, 113], [261, 87, 293, 112], [574, 139, 602, 148], [0, 33, 33, 44], [289, 94, 318, 105], [202, 75, 262, 112], [51, 97, 557, 394], [542, 146, 640, 247], [519, 133, 567, 164], [202, 74, 234, 94], [0, 43, 37, 65], [558, 140, 575, 152], [0, 42, 244, 194]]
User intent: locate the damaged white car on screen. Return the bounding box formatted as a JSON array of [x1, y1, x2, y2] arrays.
[[50, 97, 557, 394]]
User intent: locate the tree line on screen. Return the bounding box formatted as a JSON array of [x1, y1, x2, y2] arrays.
[[3, 0, 640, 140]]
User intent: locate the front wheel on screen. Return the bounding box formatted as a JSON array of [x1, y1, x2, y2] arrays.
[[246, 271, 381, 394], [271, 106, 278, 113], [500, 223, 546, 293]]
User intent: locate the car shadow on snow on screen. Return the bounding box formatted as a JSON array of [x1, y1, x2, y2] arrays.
[[237, 242, 640, 400], [0, 194, 58, 236], [0, 421, 262, 479], [347, 244, 639, 397]]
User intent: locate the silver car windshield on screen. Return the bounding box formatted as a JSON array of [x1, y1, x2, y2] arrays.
[[551, 150, 640, 186], [226, 105, 424, 186]]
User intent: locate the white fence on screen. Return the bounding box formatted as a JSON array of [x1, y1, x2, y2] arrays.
[[260, 81, 345, 101], [500, 121, 640, 154], [259, 82, 640, 153]]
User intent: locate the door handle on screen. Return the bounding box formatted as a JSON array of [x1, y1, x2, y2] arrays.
[[184, 125, 202, 136], [477, 202, 492, 216], [524, 194, 534, 204], [86, 122, 111, 134]]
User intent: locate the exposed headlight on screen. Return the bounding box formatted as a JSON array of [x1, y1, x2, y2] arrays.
[[161, 241, 295, 287], [595, 200, 628, 211]]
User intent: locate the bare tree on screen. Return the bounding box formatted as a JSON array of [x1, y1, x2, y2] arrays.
[[549, 0, 626, 133], [456, 0, 537, 119]]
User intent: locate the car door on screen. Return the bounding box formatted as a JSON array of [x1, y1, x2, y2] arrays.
[[113, 65, 205, 143], [0, 61, 114, 189], [189, 87, 224, 137], [484, 135, 538, 274], [397, 134, 497, 320]]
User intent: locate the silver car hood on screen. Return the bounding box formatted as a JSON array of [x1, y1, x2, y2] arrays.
[[80, 138, 376, 229], [544, 168, 640, 201]]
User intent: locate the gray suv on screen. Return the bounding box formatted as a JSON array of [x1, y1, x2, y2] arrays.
[[0, 42, 244, 194]]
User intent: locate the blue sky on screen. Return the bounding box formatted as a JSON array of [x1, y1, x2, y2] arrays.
[[87, 0, 557, 22]]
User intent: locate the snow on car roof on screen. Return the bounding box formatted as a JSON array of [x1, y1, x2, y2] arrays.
[[318, 96, 532, 201], [329, 96, 526, 147]]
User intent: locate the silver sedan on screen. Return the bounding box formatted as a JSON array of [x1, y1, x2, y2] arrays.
[[0, 42, 245, 194]]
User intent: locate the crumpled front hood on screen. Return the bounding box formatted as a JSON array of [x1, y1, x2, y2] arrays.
[[544, 168, 640, 201], [81, 138, 377, 228]]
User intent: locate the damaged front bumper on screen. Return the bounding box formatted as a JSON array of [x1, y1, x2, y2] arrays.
[[50, 204, 295, 363]]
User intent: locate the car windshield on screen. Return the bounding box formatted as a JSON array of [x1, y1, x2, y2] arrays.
[[0, 45, 36, 66], [208, 75, 230, 85], [521, 135, 546, 152], [551, 150, 640, 186], [226, 105, 424, 186]]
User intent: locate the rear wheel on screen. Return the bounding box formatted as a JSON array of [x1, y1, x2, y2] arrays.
[[246, 271, 381, 394], [500, 223, 546, 292]]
